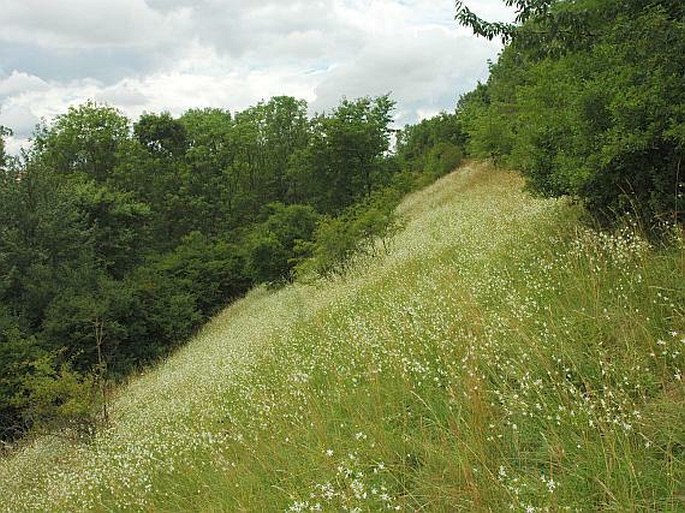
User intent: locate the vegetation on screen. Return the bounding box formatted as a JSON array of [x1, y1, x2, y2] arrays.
[[456, 0, 685, 228], [0, 95, 465, 441], [0, 164, 682, 511], [1, 0, 684, 509]]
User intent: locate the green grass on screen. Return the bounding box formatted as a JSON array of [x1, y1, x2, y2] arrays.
[[1, 163, 683, 512]]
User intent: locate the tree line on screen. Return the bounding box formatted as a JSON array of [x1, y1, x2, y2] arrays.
[[0, 95, 466, 440], [456, 0, 684, 229]]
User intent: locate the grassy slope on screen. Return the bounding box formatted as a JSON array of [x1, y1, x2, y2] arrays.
[[1, 163, 684, 512]]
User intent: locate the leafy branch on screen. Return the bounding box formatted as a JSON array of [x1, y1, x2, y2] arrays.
[[454, 0, 556, 43]]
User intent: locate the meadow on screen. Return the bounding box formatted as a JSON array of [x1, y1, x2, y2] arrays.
[[1, 163, 683, 512]]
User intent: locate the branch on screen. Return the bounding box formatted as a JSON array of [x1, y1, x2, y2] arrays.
[[454, 1, 516, 43], [454, 0, 558, 44]]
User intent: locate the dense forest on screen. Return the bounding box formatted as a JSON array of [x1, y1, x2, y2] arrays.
[[0, 95, 465, 440]]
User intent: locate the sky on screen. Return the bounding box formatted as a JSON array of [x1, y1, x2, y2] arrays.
[[0, 0, 515, 155]]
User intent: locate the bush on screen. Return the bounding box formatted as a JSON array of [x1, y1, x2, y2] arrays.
[[246, 203, 320, 284], [0, 312, 41, 440], [458, 2, 685, 229], [120, 268, 201, 367], [155, 232, 250, 316], [297, 187, 402, 278], [246, 231, 290, 284], [424, 142, 464, 179], [13, 355, 101, 439]]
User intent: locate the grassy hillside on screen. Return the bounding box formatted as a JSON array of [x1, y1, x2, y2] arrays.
[[1, 163, 683, 512]]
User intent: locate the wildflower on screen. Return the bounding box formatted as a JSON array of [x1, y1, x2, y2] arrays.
[[546, 478, 557, 493]]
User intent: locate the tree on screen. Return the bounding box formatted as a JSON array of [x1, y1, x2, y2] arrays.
[[298, 95, 396, 213], [454, 0, 604, 53], [32, 101, 130, 182], [12, 354, 101, 438], [0, 308, 40, 439], [246, 203, 320, 283], [258, 96, 310, 203], [232, 97, 311, 214], [150, 232, 250, 316], [180, 108, 237, 234], [0, 126, 11, 171], [455, 0, 555, 43], [397, 112, 466, 176], [134, 112, 188, 158], [70, 180, 151, 279]]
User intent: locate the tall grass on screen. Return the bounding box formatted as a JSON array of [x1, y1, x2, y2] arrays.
[[1, 163, 683, 512]]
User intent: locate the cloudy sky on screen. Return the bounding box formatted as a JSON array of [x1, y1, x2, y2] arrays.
[[0, 0, 515, 154]]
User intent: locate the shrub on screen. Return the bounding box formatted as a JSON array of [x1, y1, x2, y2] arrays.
[[297, 187, 402, 278], [246, 203, 320, 284], [13, 355, 101, 439], [424, 142, 464, 179]]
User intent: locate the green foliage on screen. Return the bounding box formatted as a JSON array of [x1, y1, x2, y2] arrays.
[[455, 0, 608, 53], [180, 108, 233, 150], [230, 97, 311, 214], [32, 101, 129, 182], [120, 267, 200, 365], [0, 310, 40, 440], [245, 232, 289, 285], [70, 180, 151, 278], [246, 203, 320, 284], [296, 95, 396, 214], [298, 187, 402, 278], [40, 270, 131, 371], [396, 112, 466, 178], [418, 141, 464, 182], [457, 0, 685, 229], [151, 232, 250, 317], [0, 92, 462, 441], [12, 354, 101, 438], [134, 112, 188, 158], [455, 0, 555, 43], [296, 216, 353, 278]]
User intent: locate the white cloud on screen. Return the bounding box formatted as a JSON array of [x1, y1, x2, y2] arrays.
[[310, 2, 503, 124], [95, 81, 149, 108], [0, 71, 50, 96], [3, 135, 29, 157], [0, 0, 516, 154], [0, 0, 191, 49], [0, 104, 40, 137], [0, 44, 316, 136]]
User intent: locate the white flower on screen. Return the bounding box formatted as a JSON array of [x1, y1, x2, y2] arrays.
[[546, 478, 557, 493]]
